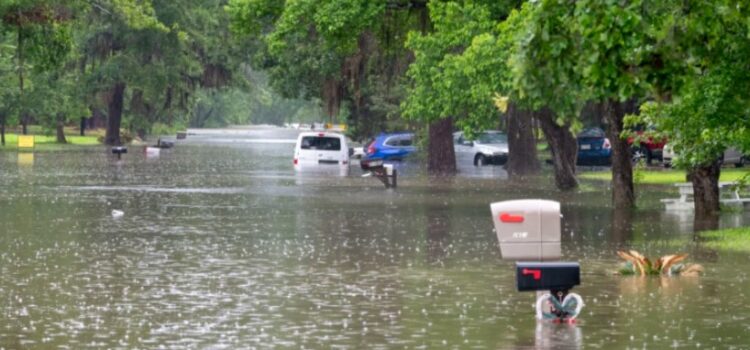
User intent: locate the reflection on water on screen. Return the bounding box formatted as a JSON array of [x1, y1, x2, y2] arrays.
[[17, 152, 34, 166], [534, 323, 582, 350], [1, 127, 750, 348]]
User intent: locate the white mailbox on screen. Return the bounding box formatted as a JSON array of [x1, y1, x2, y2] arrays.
[[491, 199, 561, 261]]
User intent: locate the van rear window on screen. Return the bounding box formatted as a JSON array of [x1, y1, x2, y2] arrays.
[[300, 136, 341, 151]]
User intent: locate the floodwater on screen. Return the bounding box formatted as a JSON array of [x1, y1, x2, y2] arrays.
[[1, 126, 750, 349]]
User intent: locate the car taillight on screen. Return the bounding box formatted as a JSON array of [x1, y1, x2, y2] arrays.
[[293, 158, 298, 165], [603, 138, 611, 150], [367, 144, 376, 155]]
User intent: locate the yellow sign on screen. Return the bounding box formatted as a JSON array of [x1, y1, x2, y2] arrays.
[[325, 123, 348, 131], [18, 135, 35, 149]]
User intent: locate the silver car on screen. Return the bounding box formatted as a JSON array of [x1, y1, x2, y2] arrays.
[[453, 131, 509, 166], [662, 144, 746, 168]]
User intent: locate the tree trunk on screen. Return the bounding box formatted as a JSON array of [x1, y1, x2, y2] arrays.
[[17, 26, 26, 136], [603, 99, 635, 209], [688, 160, 721, 217], [105, 82, 126, 146], [428, 117, 457, 175], [506, 103, 540, 178], [322, 78, 343, 121], [536, 108, 578, 190], [80, 117, 86, 136], [22, 115, 28, 135], [56, 113, 67, 143], [1, 113, 5, 146]]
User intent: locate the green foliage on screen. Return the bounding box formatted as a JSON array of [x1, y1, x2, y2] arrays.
[[402, 2, 497, 127], [506, 1, 582, 123], [574, 0, 651, 102], [627, 1, 750, 169]]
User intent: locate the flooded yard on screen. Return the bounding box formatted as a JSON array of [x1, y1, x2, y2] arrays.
[[2, 127, 750, 349]]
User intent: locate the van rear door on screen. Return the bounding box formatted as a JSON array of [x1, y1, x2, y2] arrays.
[[298, 135, 344, 164]]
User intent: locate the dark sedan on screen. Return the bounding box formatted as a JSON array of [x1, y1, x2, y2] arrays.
[[577, 127, 611, 166]]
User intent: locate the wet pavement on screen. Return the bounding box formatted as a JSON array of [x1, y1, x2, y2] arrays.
[[1, 126, 750, 349]]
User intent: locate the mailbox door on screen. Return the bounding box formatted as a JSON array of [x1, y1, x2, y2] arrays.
[[516, 262, 580, 292], [492, 200, 559, 244]]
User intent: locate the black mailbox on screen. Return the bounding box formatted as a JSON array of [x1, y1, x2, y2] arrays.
[[516, 262, 580, 292], [111, 146, 128, 160]]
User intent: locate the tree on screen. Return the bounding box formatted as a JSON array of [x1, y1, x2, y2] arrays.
[[1, 0, 76, 136], [503, 1, 583, 187], [227, 0, 438, 142], [634, 0, 750, 217], [0, 30, 18, 145], [572, 0, 655, 209], [80, 0, 246, 145], [402, 2, 498, 175]]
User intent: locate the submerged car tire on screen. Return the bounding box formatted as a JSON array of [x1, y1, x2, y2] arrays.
[[474, 154, 487, 166]]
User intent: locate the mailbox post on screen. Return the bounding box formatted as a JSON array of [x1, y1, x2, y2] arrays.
[[490, 199, 584, 322]]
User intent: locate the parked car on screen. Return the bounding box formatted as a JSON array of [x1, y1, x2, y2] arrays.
[[453, 131, 509, 166], [627, 126, 667, 164], [360, 132, 416, 169], [351, 146, 365, 159], [662, 144, 746, 168], [576, 127, 611, 166], [293, 132, 351, 174]]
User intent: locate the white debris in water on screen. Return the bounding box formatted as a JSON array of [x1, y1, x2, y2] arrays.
[[111, 210, 124, 218]]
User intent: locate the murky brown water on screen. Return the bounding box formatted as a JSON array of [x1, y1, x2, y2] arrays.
[[2, 127, 750, 349]]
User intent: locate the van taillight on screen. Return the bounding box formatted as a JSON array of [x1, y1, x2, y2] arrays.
[[603, 138, 611, 150], [293, 158, 298, 165]]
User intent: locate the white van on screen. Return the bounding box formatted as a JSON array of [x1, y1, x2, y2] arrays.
[[293, 132, 351, 174]]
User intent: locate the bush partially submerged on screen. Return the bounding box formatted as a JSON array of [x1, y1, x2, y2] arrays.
[[617, 250, 704, 277]]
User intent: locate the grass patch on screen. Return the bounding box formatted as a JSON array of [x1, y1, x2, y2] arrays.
[[699, 227, 750, 253], [580, 168, 749, 185], [1, 127, 103, 150]]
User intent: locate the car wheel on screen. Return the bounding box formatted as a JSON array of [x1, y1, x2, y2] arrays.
[[631, 147, 646, 164], [645, 148, 653, 165], [474, 154, 487, 166]]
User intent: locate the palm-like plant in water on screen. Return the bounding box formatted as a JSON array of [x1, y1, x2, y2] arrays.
[[617, 250, 704, 276]]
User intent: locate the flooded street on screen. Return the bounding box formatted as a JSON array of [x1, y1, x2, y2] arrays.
[[2, 127, 750, 349]]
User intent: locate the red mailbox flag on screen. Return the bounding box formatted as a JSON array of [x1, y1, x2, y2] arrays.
[[500, 213, 524, 223]]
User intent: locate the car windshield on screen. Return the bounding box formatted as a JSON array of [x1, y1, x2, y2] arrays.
[[300, 136, 341, 151], [477, 133, 507, 144]]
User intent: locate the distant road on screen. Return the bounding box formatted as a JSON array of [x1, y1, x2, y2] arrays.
[[184, 126, 304, 144]]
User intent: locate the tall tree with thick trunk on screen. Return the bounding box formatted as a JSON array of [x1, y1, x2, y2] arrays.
[[427, 117, 456, 175], [604, 100, 635, 209], [574, 0, 654, 209], [105, 82, 125, 146], [505, 104, 539, 178], [0, 113, 5, 146], [536, 109, 577, 190], [55, 113, 66, 143], [688, 161, 721, 215], [633, 2, 750, 217], [502, 2, 582, 188]]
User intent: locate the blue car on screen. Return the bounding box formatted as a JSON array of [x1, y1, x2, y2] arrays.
[[360, 132, 416, 169], [576, 127, 611, 166]]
